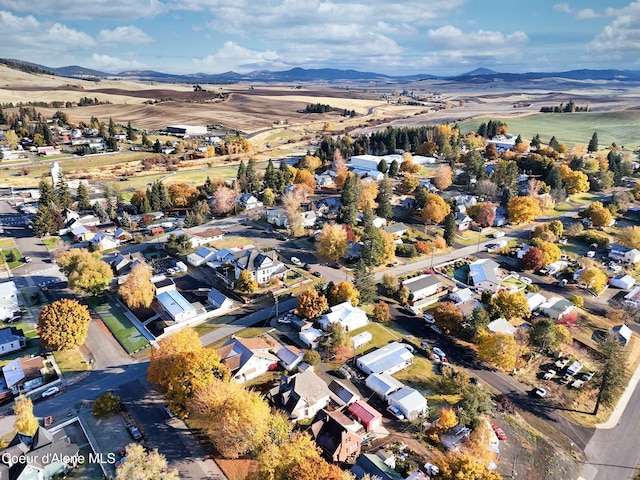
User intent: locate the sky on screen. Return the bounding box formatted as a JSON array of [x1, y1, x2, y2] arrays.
[[0, 0, 638, 76]]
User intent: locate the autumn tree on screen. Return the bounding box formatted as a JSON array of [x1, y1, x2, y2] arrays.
[[282, 189, 303, 236], [492, 291, 530, 319], [529, 318, 561, 353], [93, 391, 121, 416], [14, 397, 38, 437], [118, 263, 154, 309], [579, 266, 608, 294], [433, 302, 463, 333], [293, 169, 316, 195], [236, 269, 258, 293], [316, 223, 348, 261], [421, 193, 451, 225], [590, 204, 613, 227], [520, 246, 544, 270], [433, 164, 453, 191], [477, 332, 519, 371], [327, 281, 359, 306], [359, 179, 379, 210], [189, 380, 271, 458], [381, 274, 398, 295], [116, 444, 179, 480], [332, 149, 349, 188], [167, 182, 199, 208], [211, 185, 237, 216], [596, 334, 630, 413], [536, 240, 562, 265], [507, 196, 541, 224], [437, 407, 458, 430], [560, 165, 590, 194], [619, 226, 640, 249], [437, 451, 503, 480], [379, 230, 397, 265], [396, 173, 420, 194], [147, 328, 202, 390], [38, 299, 91, 350], [296, 289, 328, 319], [56, 248, 113, 295], [372, 301, 391, 323], [466, 202, 496, 228]]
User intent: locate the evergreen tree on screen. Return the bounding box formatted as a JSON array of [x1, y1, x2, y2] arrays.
[[548, 136, 560, 151], [353, 260, 376, 304], [443, 211, 456, 246], [245, 158, 259, 193], [515, 134, 522, 145], [184, 211, 199, 228], [76, 183, 91, 211], [157, 182, 172, 211], [127, 121, 137, 141], [32, 205, 56, 236], [147, 186, 159, 211], [279, 159, 293, 186], [360, 204, 384, 266], [93, 202, 108, 222], [39, 179, 58, 209], [531, 133, 541, 149], [264, 159, 277, 190], [375, 175, 393, 219], [142, 131, 151, 147], [338, 174, 360, 226], [120, 211, 131, 227], [546, 167, 563, 191], [55, 174, 72, 210], [153, 139, 162, 153], [108, 117, 116, 137], [588, 132, 599, 153], [140, 196, 152, 213], [236, 160, 247, 180], [0, 107, 5, 124], [377, 159, 388, 173], [388, 159, 399, 177]]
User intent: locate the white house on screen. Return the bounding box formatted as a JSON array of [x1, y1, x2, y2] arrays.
[[612, 324, 632, 347], [318, 301, 369, 332], [0, 327, 27, 354], [156, 290, 197, 323], [610, 274, 636, 290], [545, 261, 569, 276], [218, 337, 278, 383], [468, 258, 501, 292], [525, 292, 547, 312], [299, 328, 324, 349], [266, 208, 317, 229], [0, 281, 18, 321], [207, 287, 233, 310], [276, 345, 305, 371], [487, 318, 517, 335], [356, 342, 414, 376], [187, 246, 217, 267], [270, 369, 331, 421], [351, 331, 373, 350], [237, 193, 263, 210], [235, 249, 287, 285], [387, 387, 428, 421], [401, 274, 441, 302], [539, 297, 574, 321], [383, 223, 408, 238], [365, 372, 404, 400], [449, 288, 474, 304], [609, 244, 640, 264]]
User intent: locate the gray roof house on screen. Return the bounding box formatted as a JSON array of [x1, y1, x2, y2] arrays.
[[328, 379, 361, 407], [207, 287, 233, 310], [276, 345, 305, 371], [351, 453, 404, 480], [401, 274, 441, 302], [270, 369, 331, 422], [608, 243, 640, 264], [365, 372, 404, 400], [0, 327, 27, 355], [468, 258, 501, 292], [234, 249, 287, 285], [237, 193, 263, 210], [383, 222, 408, 237], [356, 342, 414, 376], [187, 246, 217, 267], [387, 386, 428, 421], [539, 297, 574, 321], [218, 337, 278, 383]]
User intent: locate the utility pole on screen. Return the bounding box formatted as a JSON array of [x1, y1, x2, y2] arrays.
[[274, 294, 279, 319]]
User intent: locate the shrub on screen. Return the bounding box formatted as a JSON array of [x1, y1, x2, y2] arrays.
[[92, 392, 121, 416], [396, 244, 417, 258], [568, 295, 584, 307], [579, 231, 609, 247], [416, 241, 431, 254], [303, 350, 320, 366]]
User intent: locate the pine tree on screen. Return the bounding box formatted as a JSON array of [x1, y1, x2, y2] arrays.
[[353, 260, 376, 304], [127, 121, 137, 141], [546, 167, 563, 191], [375, 174, 393, 219], [153, 139, 162, 153], [140, 196, 152, 213], [548, 136, 560, 151], [184, 211, 199, 228], [264, 159, 277, 190], [246, 158, 259, 194], [108, 117, 116, 137], [157, 182, 172, 211], [32, 205, 56, 236], [39, 179, 58, 210], [338, 174, 360, 226], [76, 183, 91, 211], [93, 202, 108, 222], [588, 132, 599, 153], [388, 159, 399, 177], [377, 158, 388, 173], [360, 204, 384, 266], [443, 211, 456, 246], [279, 159, 293, 186], [236, 160, 247, 180], [120, 211, 131, 227], [531, 133, 541, 149], [56, 175, 73, 210]]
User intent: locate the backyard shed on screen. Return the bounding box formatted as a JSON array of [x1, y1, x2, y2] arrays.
[[610, 275, 636, 290]]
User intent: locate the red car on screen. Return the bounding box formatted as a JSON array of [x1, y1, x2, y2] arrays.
[[491, 424, 507, 440]]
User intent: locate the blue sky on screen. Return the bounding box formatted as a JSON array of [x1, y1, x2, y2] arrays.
[[0, 0, 637, 75]]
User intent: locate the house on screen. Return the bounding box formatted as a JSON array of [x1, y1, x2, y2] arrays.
[[0, 327, 27, 355], [449, 288, 474, 304], [455, 213, 472, 231], [156, 290, 197, 322], [608, 243, 640, 264], [383, 223, 408, 238], [270, 369, 331, 421], [624, 286, 640, 307], [187, 246, 217, 267], [110, 254, 130, 274], [218, 337, 278, 383], [612, 324, 632, 346], [365, 373, 404, 399], [357, 211, 386, 228], [216, 247, 246, 264], [3, 356, 44, 394], [207, 287, 233, 310], [328, 379, 361, 407], [525, 292, 547, 312], [539, 297, 574, 321], [351, 331, 373, 350], [276, 345, 305, 371], [347, 400, 383, 432], [440, 425, 472, 451], [311, 409, 362, 463], [487, 318, 517, 335], [0, 426, 80, 479], [152, 277, 175, 295], [89, 232, 119, 251], [401, 274, 441, 302], [351, 453, 404, 480], [545, 260, 569, 276], [468, 258, 501, 292], [237, 193, 263, 210], [387, 386, 428, 421], [70, 224, 92, 242], [516, 244, 532, 260], [235, 249, 287, 285], [299, 328, 323, 349], [357, 342, 414, 376], [315, 174, 336, 189], [0, 281, 18, 321], [266, 208, 317, 229], [318, 301, 369, 332], [610, 274, 636, 290], [189, 227, 224, 246]]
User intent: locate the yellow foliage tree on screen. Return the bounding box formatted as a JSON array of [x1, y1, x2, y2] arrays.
[[421, 193, 451, 225], [397, 173, 420, 193], [492, 291, 530, 319], [359, 180, 379, 210], [590, 206, 613, 227], [538, 241, 562, 265], [477, 332, 519, 371], [380, 229, 397, 264], [296, 289, 328, 319], [38, 298, 92, 350], [333, 150, 348, 189], [507, 196, 541, 224], [433, 164, 453, 191], [116, 443, 179, 480], [293, 169, 316, 195], [189, 380, 271, 459], [579, 266, 608, 294], [147, 328, 202, 390], [236, 269, 259, 293], [317, 223, 348, 261], [56, 248, 113, 295], [372, 301, 390, 322], [400, 159, 420, 174], [14, 397, 38, 437], [328, 281, 360, 306], [167, 182, 199, 208], [619, 226, 640, 249], [437, 407, 458, 430], [118, 263, 154, 309]]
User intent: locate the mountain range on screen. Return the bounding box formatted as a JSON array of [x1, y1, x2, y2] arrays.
[[2, 58, 640, 85]]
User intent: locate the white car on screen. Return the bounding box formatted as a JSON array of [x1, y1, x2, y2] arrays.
[[291, 257, 303, 266], [521, 277, 532, 285], [492, 231, 505, 238], [433, 347, 446, 358], [405, 306, 421, 316], [423, 314, 435, 324], [533, 387, 548, 398], [387, 405, 405, 420], [41, 386, 60, 398]]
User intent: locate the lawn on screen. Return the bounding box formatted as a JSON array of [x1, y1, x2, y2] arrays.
[[88, 297, 149, 354], [0, 239, 16, 249], [394, 357, 438, 392], [53, 348, 90, 377], [501, 276, 527, 291], [0, 248, 23, 269], [211, 236, 255, 249], [349, 322, 400, 354], [207, 326, 270, 350], [42, 237, 61, 250]]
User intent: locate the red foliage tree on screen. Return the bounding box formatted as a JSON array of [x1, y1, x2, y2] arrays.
[[519, 246, 544, 271]]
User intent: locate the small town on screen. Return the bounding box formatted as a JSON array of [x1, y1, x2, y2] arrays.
[[0, 96, 638, 480]]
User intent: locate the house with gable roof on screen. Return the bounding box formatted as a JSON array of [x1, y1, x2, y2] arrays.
[[217, 337, 278, 383], [269, 369, 331, 421], [401, 274, 441, 302], [187, 246, 217, 267], [0, 327, 27, 355], [2, 356, 45, 395], [311, 409, 362, 463], [468, 258, 502, 292], [235, 249, 287, 285], [318, 301, 369, 332], [356, 342, 414, 376]]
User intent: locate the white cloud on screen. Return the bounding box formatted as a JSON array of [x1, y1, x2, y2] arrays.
[[194, 41, 283, 71], [576, 8, 600, 19], [427, 25, 528, 50], [588, 1, 640, 54], [88, 53, 145, 72], [553, 3, 573, 14], [0, 0, 166, 20], [98, 26, 153, 44]]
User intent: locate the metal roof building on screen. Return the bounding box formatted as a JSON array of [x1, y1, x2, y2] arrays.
[[356, 342, 414, 376]]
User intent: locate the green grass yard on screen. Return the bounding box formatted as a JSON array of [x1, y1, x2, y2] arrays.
[[0, 248, 23, 269], [53, 348, 90, 377], [88, 297, 149, 354]]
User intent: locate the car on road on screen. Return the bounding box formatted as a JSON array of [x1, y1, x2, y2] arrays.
[[533, 387, 548, 398], [558, 279, 568, 287], [291, 257, 303, 266], [312, 271, 323, 278], [491, 424, 508, 440], [430, 324, 443, 334], [303, 263, 312, 271], [432, 347, 446, 358], [41, 386, 59, 398], [23, 256, 32, 263], [423, 314, 435, 324], [127, 424, 143, 441], [521, 277, 532, 285], [386, 405, 405, 421], [420, 341, 430, 350], [404, 305, 421, 316]]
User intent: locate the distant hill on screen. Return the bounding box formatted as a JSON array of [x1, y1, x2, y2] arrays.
[[3, 58, 640, 85]]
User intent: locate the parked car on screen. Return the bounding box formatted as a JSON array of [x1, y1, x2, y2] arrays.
[[41, 386, 59, 398], [387, 405, 405, 421], [586, 251, 596, 258], [521, 277, 532, 285], [491, 424, 508, 440], [433, 347, 446, 358], [312, 271, 323, 278], [430, 324, 443, 334], [420, 341, 430, 350], [291, 257, 303, 266], [533, 387, 548, 398], [558, 279, 568, 287], [492, 231, 505, 238], [23, 256, 32, 263], [404, 305, 421, 316], [127, 424, 143, 441], [423, 314, 435, 324]]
